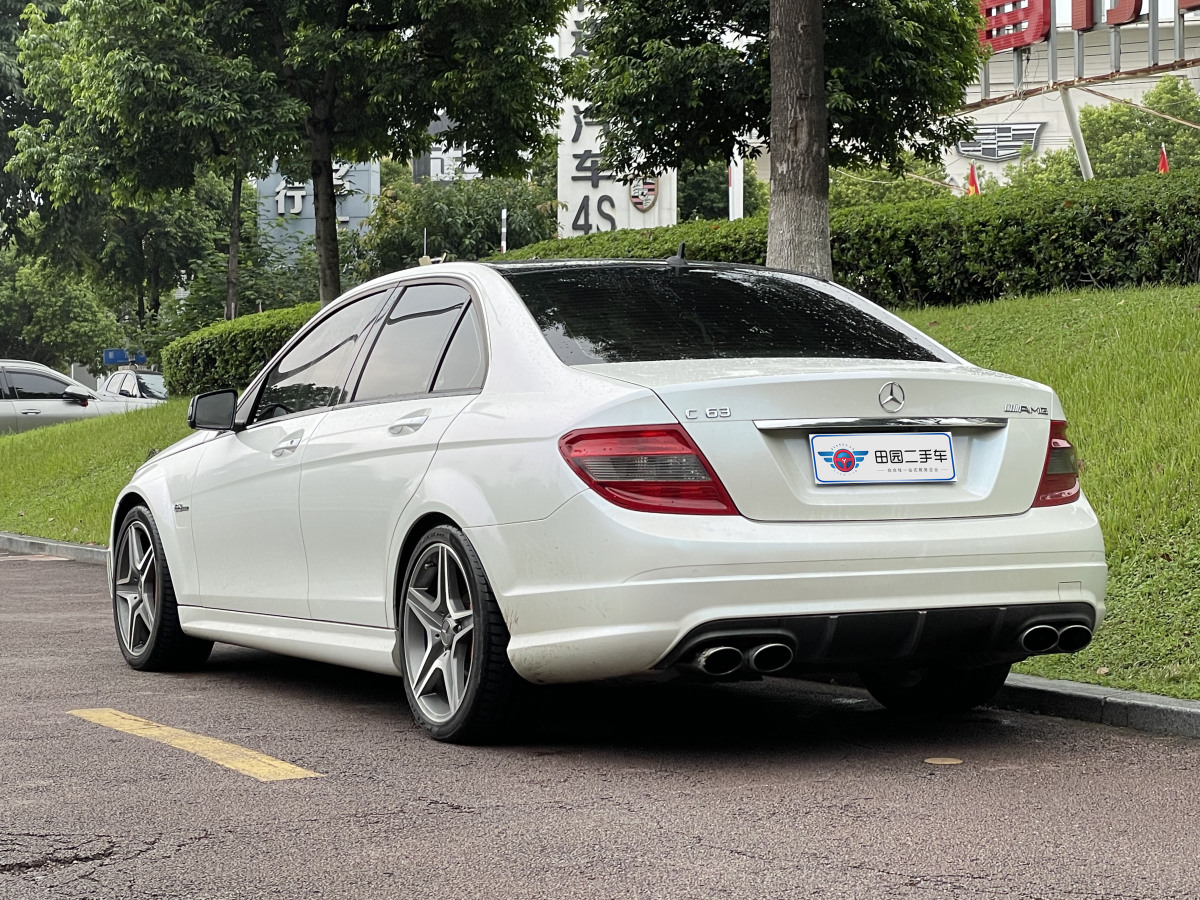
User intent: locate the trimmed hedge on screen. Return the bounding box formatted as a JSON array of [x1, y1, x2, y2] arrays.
[[503, 170, 1200, 307], [161, 302, 319, 396]]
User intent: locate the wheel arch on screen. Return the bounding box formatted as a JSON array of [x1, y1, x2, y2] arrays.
[[392, 512, 460, 626]]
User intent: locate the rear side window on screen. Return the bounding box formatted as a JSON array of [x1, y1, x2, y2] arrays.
[[353, 284, 471, 402], [498, 265, 941, 364], [9, 370, 71, 399]]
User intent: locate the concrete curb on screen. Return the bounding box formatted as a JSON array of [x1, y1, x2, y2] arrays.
[[994, 673, 1200, 740], [0, 531, 108, 565], [2, 535, 1198, 741]]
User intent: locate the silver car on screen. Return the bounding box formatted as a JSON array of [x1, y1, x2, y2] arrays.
[[98, 370, 168, 411], [0, 360, 126, 434]]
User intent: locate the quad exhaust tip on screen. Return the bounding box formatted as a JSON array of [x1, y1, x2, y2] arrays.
[[695, 646, 744, 677], [1019, 623, 1093, 655], [746, 643, 794, 674]]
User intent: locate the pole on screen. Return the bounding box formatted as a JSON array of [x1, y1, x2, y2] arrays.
[[1060, 87, 1094, 180], [500, 208, 508, 254], [728, 154, 744, 221]]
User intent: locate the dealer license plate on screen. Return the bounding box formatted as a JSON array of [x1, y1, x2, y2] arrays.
[[810, 432, 956, 484]]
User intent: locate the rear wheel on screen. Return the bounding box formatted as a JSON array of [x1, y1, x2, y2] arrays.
[[859, 662, 1011, 715], [399, 525, 519, 743], [112, 505, 213, 671]]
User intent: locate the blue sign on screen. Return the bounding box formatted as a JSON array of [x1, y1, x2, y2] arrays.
[[102, 349, 147, 366]]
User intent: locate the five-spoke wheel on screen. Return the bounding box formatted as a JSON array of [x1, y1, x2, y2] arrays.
[[400, 525, 518, 742], [112, 505, 212, 670]]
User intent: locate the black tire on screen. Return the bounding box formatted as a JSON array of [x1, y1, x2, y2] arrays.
[[859, 662, 1011, 716], [112, 505, 213, 671], [398, 524, 520, 743]]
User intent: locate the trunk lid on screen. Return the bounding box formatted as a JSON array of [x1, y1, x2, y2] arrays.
[[577, 359, 1056, 522]]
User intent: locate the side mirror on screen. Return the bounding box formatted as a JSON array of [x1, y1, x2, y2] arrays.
[[188, 389, 238, 431], [119, 388, 135, 398], [62, 386, 91, 406]]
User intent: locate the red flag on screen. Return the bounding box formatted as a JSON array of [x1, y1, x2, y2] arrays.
[[1159, 143, 1170, 174], [966, 162, 981, 196]]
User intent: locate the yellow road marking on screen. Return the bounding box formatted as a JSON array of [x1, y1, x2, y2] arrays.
[[69, 708, 324, 782]]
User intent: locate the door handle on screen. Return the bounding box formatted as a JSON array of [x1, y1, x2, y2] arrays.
[[20, 409, 40, 415], [388, 414, 429, 436], [271, 433, 304, 457]]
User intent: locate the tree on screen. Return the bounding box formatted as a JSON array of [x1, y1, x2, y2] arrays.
[[1079, 76, 1200, 179], [1001, 147, 1081, 192], [678, 161, 769, 220], [827, 159, 954, 210], [573, 0, 984, 275], [0, 246, 121, 370], [362, 169, 558, 273]]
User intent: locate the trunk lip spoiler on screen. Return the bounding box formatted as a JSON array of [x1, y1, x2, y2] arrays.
[[754, 416, 1008, 431]]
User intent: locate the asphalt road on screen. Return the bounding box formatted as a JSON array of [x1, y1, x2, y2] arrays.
[[3, 551, 1200, 900]]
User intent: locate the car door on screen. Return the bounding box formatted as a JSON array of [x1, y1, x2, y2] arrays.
[[7, 368, 100, 431], [188, 292, 387, 618], [0, 371, 17, 434], [298, 283, 487, 626]]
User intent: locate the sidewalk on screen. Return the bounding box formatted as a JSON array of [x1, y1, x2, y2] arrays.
[[5, 529, 1199, 741]]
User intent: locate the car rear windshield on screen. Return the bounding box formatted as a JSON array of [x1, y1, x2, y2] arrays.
[[497, 264, 942, 365]]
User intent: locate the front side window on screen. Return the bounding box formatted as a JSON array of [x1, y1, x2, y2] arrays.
[[497, 264, 943, 365], [253, 294, 381, 423], [9, 370, 72, 400], [353, 284, 471, 403]]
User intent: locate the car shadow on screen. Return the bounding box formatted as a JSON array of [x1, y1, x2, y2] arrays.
[[194, 643, 1029, 759]]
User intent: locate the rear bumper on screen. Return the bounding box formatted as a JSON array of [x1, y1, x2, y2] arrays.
[[466, 492, 1106, 684]]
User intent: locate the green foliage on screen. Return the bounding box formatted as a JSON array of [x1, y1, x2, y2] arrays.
[[0, 397, 194, 544], [574, 0, 984, 175], [361, 172, 558, 274], [1080, 76, 1200, 179], [828, 158, 953, 210], [501, 216, 769, 265], [160, 302, 319, 396], [0, 246, 121, 370], [898, 284, 1200, 698], [678, 162, 768, 220], [507, 169, 1200, 306], [1001, 147, 1082, 192]]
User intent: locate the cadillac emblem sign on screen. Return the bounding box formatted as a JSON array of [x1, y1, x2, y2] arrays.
[[631, 178, 658, 212]]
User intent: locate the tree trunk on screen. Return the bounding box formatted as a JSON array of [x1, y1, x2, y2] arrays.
[[226, 168, 242, 320], [308, 91, 341, 306], [766, 0, 832, 277]]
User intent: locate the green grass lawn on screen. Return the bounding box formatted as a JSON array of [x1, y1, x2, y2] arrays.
[[898, 285, 1200, 698], [1, 282, 1197, 698], [0, 398, 193, 547]]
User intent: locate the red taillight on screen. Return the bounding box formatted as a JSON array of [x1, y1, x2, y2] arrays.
[[558, 425, 739, 515], [1032, 420, 1080, 507]]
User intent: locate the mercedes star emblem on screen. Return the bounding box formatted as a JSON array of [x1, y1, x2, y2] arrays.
[[878, 381, 905, 413]]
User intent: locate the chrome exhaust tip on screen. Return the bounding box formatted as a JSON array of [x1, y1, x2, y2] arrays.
[[695, 646, 744, 677], [1020, 624, 1060, 654], [746, 643, 794, 674], [1057, 624, 1094, 653]]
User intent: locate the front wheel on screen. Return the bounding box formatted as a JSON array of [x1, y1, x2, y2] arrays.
[[112, 505, 213, 671], [859, 662, 1011, 716], [399, 525, 519, 743]]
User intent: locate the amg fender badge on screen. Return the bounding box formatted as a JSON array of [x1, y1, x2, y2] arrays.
[[1004, 403, 1050, 416]]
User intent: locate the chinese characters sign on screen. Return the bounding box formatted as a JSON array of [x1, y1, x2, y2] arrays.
[[256, 162, 380, 246], [555, 4, 676, 236], [810, 433, 957, 484]]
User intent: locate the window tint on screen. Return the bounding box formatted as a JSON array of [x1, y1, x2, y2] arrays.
[[433, 304, 485, 392], [0, 373, 13, 400], [135, 373, 167, 399], [354, 284, 470, 402], [254, 294, 380, 422], [497, 264, 942, 364], [9, 370, 71, 400]]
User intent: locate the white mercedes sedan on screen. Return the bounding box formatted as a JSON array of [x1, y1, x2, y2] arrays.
[[109, 259, 1106, 742]]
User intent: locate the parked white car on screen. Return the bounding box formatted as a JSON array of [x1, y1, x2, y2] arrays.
[[108, 260, 1106, 742], [98, 369, 167, 410], [0, 359, 129, 434]]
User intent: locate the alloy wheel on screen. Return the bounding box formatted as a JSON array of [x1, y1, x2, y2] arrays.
[[114, 520, 158, 656], [402, 542, 476, 723]]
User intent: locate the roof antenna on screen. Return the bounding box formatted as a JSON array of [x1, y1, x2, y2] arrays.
[[665, 242, 687, 270]]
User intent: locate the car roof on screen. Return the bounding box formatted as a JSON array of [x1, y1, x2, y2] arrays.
[[482, 257, 829, 283], [0, 359, 59, 370]]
